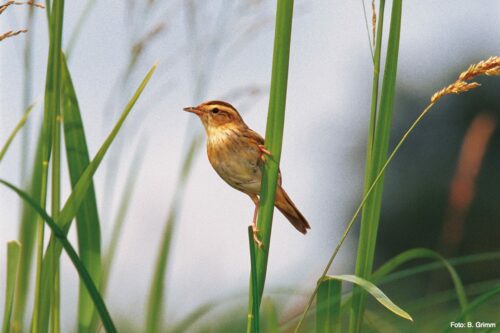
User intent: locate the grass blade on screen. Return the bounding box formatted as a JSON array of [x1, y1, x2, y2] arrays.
[[0, 102, 36, 163], [249, 1, 295, 331], [37, 61, 157, 331], [261, 298, 279, 333], [2, 241, 22, 333], [145, 214, 174, 333], [372, 248, 468, 314], [316, 279, 342, 333], [60, 52, 102, 332], [349, 1, 403, 332], [11, 128, 44, 333], [0, 180, 117, 333], [170, 303, 215, 333], [443, 283, 500, 333], [330, 275, 412, 322]]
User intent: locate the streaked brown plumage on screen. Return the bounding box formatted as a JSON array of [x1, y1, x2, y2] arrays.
[[183, 100, 310, 246]]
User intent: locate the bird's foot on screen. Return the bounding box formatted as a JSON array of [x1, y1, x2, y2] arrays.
[[258, 145, 272, 156], [252, 224, 263, 248], [258, 145, 272, 163]]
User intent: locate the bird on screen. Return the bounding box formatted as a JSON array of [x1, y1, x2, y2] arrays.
[[183, 100, 310, 247]]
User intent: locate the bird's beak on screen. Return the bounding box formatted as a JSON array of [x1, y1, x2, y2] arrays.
[[183, 106, 202, 116]]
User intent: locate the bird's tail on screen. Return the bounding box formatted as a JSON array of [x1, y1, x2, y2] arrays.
[[274, 186, 310, 234]]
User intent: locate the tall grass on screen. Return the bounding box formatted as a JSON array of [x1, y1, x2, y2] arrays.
[[2, 1, 500, 332]]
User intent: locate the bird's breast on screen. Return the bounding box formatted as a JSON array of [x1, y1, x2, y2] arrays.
[[206, 127, 262, 194]]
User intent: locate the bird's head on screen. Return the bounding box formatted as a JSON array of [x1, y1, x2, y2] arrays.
[[183, 100, 246, 131]]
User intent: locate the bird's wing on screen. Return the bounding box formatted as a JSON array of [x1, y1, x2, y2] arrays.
[[242, 128, 265, 145], [244, 128, 283, 186]]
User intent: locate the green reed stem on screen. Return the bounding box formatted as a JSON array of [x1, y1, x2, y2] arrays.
[[248, 1, 294, 331], [349, 1, 402, 331]]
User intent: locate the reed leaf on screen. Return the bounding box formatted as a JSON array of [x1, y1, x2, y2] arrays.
[[170, 303, 215, 333], [372, 248, 468, 314], [330, 275, 412, 322], [60, 52, 102, 332], [316, 278, 342, 333], [443, 283, 500, 333], [37, 62, 157, 332], [261, 298, 279, 333], [0, 103, 36, 163], [0, 180, 116, 333], [11, 129, 44, 333], [2, 241, 21, 333]]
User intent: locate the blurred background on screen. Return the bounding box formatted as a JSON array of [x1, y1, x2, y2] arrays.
[[1, 0, 500, 331]]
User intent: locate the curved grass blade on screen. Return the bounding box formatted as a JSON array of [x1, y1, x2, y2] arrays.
[[377, 252, 500, 286], [60, 52, 102, 332], [372, 248, 468, 313], [37, 61, 157, 330], [2, 241, 21, 333], [0, 102, 36, 163], [170, 303, 215, 333], [58, 60, 157, 230], [328, 275, 412, 322], [262, 298, 279, 333], [0, 179, 117, 333], [443, 283, 500, 333]]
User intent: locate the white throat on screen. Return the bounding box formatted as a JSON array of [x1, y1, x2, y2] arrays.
[[206, 126, 234, 145]]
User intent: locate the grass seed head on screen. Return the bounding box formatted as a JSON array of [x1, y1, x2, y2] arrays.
[[431, 56, 500, 103]]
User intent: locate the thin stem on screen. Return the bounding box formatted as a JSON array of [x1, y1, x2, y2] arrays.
[[294, 103, 435, 332]]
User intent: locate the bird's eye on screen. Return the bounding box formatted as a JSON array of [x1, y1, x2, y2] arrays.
[[211, 107, 220, 114]]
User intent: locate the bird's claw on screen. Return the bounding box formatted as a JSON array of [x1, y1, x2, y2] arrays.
[[258, 145, 272, 163], [258, 145, 272, 156], [252, 224, 263, 248]]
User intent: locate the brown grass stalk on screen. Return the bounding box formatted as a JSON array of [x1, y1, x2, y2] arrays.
[[0, 29, 26, 41], [0, 1, 44, 14], [431, 56, 500, 103]]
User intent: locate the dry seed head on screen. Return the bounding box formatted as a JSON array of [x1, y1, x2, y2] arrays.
[[459, 56, 500, 81], [0, 29, 27, 41], [431, 56, 500, 103], [0, 1, 44, 14]]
